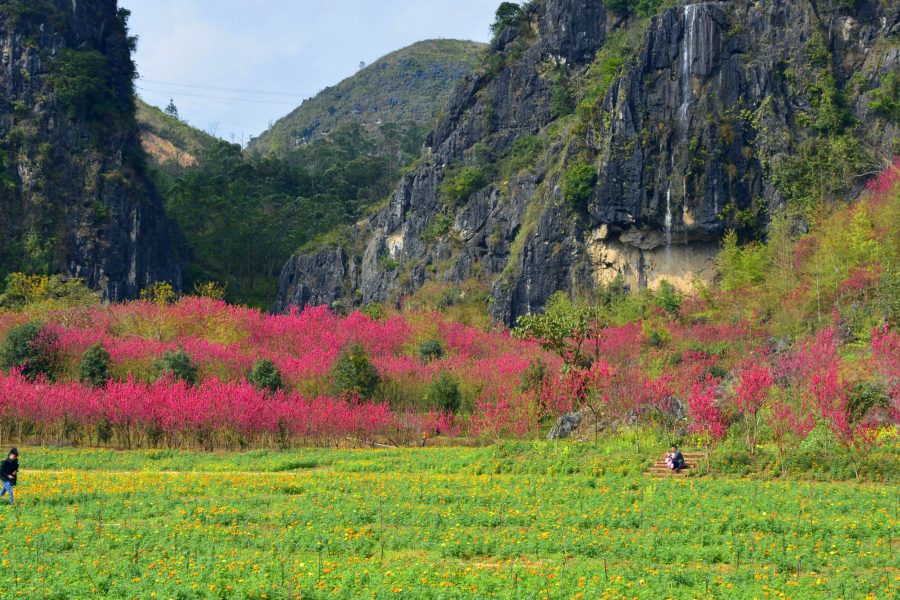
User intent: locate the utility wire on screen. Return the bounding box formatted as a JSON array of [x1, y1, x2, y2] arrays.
[[137, 85, 300, 106], [139, 78, 309, 98], [138, 95, 258, 131]]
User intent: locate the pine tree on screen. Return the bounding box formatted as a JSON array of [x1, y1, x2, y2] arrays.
[[165, 99, 179, 120], [79, 343, 111, 387]]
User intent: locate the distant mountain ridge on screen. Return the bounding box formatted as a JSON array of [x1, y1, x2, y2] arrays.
[[250, 39, 486, 156]]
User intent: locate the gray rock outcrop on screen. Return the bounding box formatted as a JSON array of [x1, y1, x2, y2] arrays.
[[548, 410, 587, 440], [275, 0, 900, 323], [0, 0, 182, 300]]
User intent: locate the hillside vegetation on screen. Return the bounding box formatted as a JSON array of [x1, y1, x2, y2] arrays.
[[136, 97, 217, 174], [156, 122, 424, 307], [249, 39, 486, 156], [2, 164, 900, 480]]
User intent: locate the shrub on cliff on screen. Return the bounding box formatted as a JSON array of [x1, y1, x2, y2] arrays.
[[442, 166, 486, 207], [47, 48, 119, 122], [562, 160, 596, 211]]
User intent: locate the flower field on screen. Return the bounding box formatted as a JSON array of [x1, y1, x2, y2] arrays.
[[1, 444, 899, 599]]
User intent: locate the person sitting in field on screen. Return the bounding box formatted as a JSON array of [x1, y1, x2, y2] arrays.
[[0, 448, 18, 506], [665, 445, 685, 472]]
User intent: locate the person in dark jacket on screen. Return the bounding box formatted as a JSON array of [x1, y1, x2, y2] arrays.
[[0, 448, 18, 505], [666, 445, 686, 472]]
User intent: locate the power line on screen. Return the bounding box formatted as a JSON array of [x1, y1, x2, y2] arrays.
[[139, 95, 259, 131], [137, 85, 300, 106], [139, 78, 309, 98]]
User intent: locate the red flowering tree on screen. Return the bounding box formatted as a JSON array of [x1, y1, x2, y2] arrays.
[[687, 375, 728, 473], [733, 363, 774, 453], [766, 397, 816, 476]]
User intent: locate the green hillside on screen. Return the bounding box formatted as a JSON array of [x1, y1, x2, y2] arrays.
[[136, 97, 218, 175], [249, 39, 486, 155], [124, 38, 485, 309]]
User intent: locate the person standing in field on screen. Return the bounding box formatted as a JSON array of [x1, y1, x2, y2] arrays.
[[420, 430, 428, 448], [0, 448, 18, 505]]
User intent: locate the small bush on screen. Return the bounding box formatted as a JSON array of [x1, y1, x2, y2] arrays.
[[654, 280, 683, 316], [79, 343, 111, 387], [0, 321, 62, 381], [418, 340, 443, 362], [421, 214, 454, 244], [442, 167, 486, 207], [550, 77, 574, 119], [647, 331, 664, 348], [424, 372, 462, 414], [602, 0, 634, 16], [705, 365, 728, 380], [155, 349, 198, 385], [717, 230, 770, 290], [248, 358, 283, 393], [869, 70, 900, 123], [333, 344, 381, 399], [562, 160, 596, 211], [847, 383, 889, 424], [490, 2, 526, 37], [499, 135, 544, 179], [360, 302, 386, 320]]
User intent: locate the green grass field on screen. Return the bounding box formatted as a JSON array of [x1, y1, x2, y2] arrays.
[[1, 443, 898, 599]]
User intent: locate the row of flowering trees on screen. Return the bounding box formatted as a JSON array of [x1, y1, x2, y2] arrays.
[[0, 308, 899, 462], [0, 371, 462, 450]]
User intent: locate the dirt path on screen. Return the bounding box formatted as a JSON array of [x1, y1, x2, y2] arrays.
[[26, 468, 330, 476]]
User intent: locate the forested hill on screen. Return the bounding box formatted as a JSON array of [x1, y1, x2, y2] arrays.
[[161, 123, 422, 308], [249, 39, 486, 156], [136, 92, 438, 309]]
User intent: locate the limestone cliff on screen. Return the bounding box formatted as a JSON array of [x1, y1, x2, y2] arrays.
[[0, 0, 181, 300], [276, 0, 900, 324]]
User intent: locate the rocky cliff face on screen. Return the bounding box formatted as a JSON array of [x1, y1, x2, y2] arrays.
[[0, 0, 181, 300], [276, 0, 900, 324]]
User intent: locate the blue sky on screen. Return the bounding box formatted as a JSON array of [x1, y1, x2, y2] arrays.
[[122, 0, 499, 144]]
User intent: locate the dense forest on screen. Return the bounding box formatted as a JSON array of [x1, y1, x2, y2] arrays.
[[153, 121, 426, 307]]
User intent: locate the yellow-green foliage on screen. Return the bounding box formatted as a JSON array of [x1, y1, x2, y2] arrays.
[[708, 167, 900, 338], [5, 443, 899, 598], [717, 230, 771, 290], [0, 273, 98, 312]]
